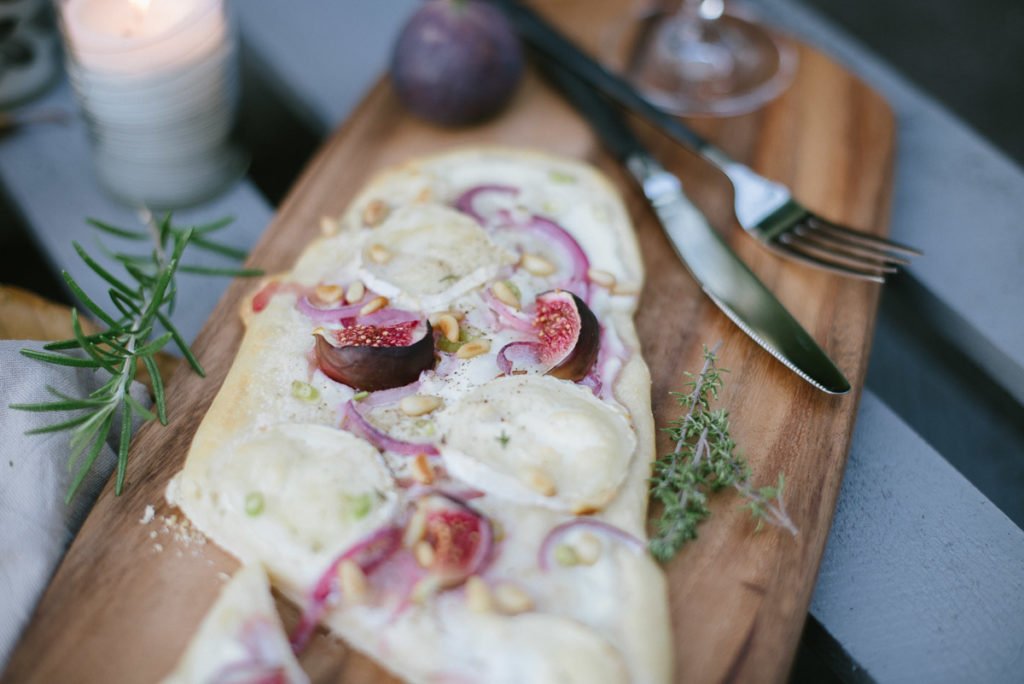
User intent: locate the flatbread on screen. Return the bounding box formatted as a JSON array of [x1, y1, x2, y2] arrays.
[[167, 147, 672, 683]]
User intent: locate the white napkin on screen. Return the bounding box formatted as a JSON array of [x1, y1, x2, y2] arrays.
[[0, 340, 151, 667]]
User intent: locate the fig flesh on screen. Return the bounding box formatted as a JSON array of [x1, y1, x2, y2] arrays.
[[535, 290, 600, 382], [314, 320, 435, 391], [391, 0, 524, 126], [495, 290, 601, 380], [412, 494, 492, 586]]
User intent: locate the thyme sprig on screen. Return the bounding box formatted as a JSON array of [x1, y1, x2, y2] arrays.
[[649, 344, 798, 561], [10, 214, 259, 502]]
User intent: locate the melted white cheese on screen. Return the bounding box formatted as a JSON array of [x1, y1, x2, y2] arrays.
[[169, 424, 397, 587], [357, 204, 515, 311], [437, 375, 636, 513]]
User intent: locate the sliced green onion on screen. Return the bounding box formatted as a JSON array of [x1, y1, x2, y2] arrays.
[[353, 390, 370, 402], [245, 492, 265, 516], [345, 492, 373, 519], [291, 380, 319, 401], [549, 169, 576, 184], [554, 544, 579, 566]]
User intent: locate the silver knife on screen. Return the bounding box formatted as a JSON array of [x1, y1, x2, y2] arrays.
[[542, 61, 851, 395]]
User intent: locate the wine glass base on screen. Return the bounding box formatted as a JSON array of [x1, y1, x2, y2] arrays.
[[629, 12, 797, 117]]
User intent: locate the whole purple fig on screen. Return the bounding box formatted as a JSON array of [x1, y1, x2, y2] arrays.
[[391, 0, 524, 126]]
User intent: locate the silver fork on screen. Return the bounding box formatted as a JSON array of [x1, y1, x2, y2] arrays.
[[701, 147, 921, 282], [490, 0, 923, 283]]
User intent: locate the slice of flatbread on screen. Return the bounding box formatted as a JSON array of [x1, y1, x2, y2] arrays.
[[167, 147, 672, 683], [161, 563, 308, 684]]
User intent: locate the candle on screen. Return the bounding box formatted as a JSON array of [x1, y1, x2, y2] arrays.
[[62, 0, 227, 74], [57, 0, 242, 208]]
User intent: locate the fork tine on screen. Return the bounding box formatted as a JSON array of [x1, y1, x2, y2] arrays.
[[771, 241, 888, 283], [780, 234, 899, 274], [791, 226, 912, 266], [807, 216, 923, 256]]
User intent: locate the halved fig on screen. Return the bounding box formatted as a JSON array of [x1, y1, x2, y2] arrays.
[[314, 319, 435, 391], [535, 290, 600, 382], [410, 494, 492, 587]]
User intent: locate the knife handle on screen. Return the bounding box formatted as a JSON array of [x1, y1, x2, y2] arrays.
[[539, 60, 645, 163]]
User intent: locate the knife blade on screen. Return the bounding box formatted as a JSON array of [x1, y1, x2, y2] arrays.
[[541, 61, 851, 394]]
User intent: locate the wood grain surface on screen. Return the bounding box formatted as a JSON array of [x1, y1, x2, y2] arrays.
[[2, 2, 894, 682]]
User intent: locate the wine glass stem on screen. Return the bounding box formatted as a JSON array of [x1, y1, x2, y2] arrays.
[[659, 0, 735, 83]]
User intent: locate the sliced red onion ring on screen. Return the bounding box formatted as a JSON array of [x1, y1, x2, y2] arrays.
[[342, 400, 439, 457], [356, 307, 422, 328], [359, 380, 421, 408], [290, 525, 403, 652], [494, 215, 591, 302], [496, 341, 546, 376], [454, 184, 519, 224], [481, 288, 535, 333], [538, 519, 645, 571], [296, 295, 365, 323]]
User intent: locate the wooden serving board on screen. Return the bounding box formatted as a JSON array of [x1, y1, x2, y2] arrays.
[[3, 2, 894, 682]]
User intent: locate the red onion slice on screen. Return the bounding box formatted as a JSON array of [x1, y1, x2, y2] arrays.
[[494, 215, 591, 302], [538, 519, 645, 571], [496, 341, 546, 376], [454, 184, 519, 224], [356, 307, 422, 328], [342, 400, 439, 457], [296, 295, 365, 323], [290, 525, 403, 652], [359, 380, 421, 408], [481, 288, 535, 333]]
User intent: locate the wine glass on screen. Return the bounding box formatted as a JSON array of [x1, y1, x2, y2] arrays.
[[627, 0, 796, 117]]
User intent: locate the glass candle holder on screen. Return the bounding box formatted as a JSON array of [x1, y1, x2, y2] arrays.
[[57, 0, 245, 209]]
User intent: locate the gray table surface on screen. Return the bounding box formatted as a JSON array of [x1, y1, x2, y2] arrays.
[[1, 0, 1021, 681]]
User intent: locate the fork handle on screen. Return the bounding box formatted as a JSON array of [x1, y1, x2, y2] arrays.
[[488, 0, 726, 162]]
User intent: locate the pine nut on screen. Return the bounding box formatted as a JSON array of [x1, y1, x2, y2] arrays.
[[465, 576, 492, 613], [434, 314, 460, 343], [523, 467, 557, 497], [414, 540, 435, 568], [368, 244, 392, 264], [521, 253, 556, 276], [345, 280, 366, 304], [493, 582, 533, 614], [410, 453, 436, 484], [403, 507, 428, 547], [401, 394, 442, 417], [411, 575, 443, 604], [574, 532, 602, 565], [314, 284, 344, 304], [456, 339, 490, 360], [320, 215, 341, 235], [587, 268, 617, 289], [492, 281, 521, 309], [415, 187, 433, 203], [338, 560, 368, 600], [359, 295, 388, 316], [362, 199, 390, 227]]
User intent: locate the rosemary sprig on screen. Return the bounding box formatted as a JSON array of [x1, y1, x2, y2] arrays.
[[648, 344, 798, 561], [10, 214, 259, 503]]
